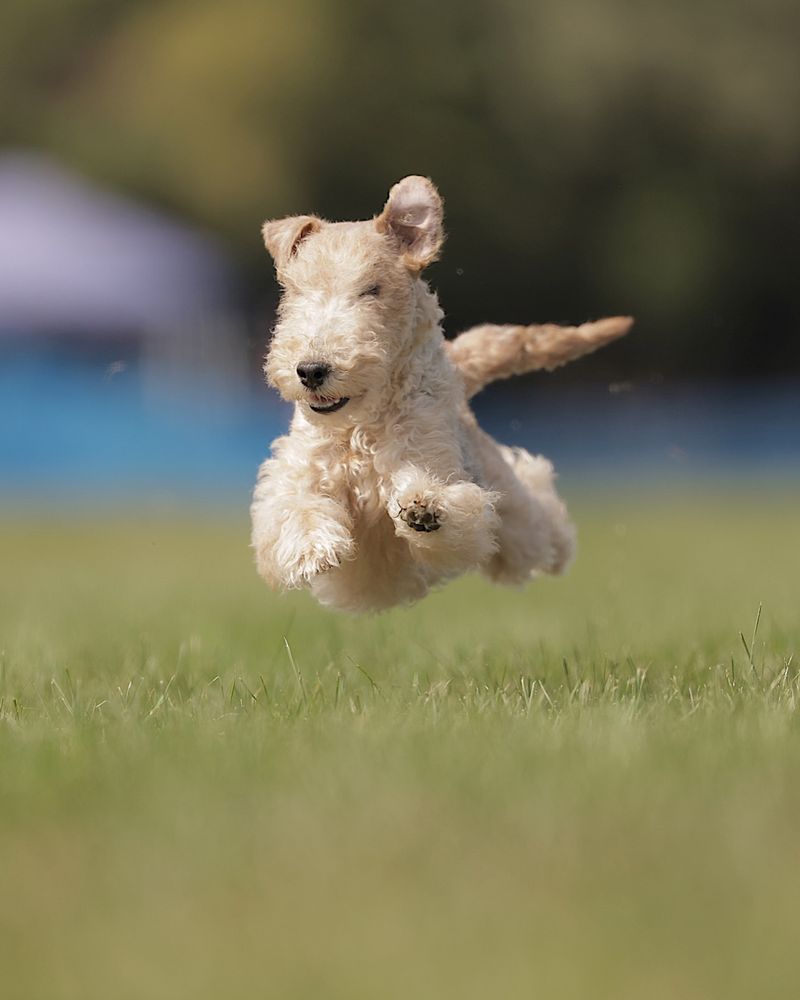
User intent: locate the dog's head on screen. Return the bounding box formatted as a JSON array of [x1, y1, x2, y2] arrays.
[[261, 176, 444, 423]]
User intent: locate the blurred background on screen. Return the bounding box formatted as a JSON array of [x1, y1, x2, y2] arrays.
[[2, 0, 798, 506]]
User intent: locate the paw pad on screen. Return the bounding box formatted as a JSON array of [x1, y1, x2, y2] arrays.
[[399, 499, 441, 532]]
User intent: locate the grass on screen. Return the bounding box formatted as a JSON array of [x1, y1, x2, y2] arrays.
[[0, 492, 798, 999]]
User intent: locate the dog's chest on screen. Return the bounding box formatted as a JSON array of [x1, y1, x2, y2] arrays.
[[343, 439, 386, 525]]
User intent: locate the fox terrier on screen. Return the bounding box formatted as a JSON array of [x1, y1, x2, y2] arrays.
[[251, 176, 631, 613]]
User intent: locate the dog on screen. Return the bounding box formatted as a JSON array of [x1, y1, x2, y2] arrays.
[[251, 176, 631, 613]]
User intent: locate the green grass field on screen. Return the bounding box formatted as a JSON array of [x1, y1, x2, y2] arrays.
[[1, 493, 798, 999]]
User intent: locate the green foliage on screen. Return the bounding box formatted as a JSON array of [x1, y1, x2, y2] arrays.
[[0, 495, 798, 996], [2, 0, 799, 373]]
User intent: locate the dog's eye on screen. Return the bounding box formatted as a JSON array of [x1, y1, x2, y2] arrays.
[[360, 284, 381, 298]]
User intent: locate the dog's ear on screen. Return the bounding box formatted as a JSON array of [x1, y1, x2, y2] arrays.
[[261, 215, 322, 276], [376, 176, 444, 271]]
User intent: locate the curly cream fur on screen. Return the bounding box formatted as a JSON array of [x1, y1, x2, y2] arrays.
[[251, 176, 631, 613]]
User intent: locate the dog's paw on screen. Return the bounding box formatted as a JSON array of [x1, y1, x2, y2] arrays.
[[271, 526, 355, 589], [396, 497, 442, 533], [293, 543, 343, 581]]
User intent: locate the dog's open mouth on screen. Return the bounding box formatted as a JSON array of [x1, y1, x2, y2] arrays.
[[308, 396, 350, 414]]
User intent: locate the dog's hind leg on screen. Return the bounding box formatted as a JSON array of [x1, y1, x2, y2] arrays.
[[469, 426, 576, 584]]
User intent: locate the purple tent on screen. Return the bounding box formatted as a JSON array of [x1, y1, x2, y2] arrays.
[[0, 152, 236, 337]]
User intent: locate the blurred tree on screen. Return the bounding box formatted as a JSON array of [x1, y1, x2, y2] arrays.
[[1, 0, 798, 375]]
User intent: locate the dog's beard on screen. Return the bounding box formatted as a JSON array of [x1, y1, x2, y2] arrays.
[[268, 372, 358, 406], [265, 346, 387, 414]]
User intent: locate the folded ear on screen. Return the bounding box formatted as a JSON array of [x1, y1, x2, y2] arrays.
[[376, 176, 444, 270], [261, 215, 322, 274]]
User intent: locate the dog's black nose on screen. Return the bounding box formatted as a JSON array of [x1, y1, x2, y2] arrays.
[[296, 362, 330, 390]]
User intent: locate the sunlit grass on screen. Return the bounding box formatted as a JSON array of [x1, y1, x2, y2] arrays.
[[0, 493, 797, 999]]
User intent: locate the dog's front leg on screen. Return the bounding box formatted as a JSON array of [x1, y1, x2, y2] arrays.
[[387, 463, 501, 576], [251, 449, 354, 591]]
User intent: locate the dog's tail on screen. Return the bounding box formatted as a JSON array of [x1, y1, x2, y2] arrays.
[[445, 316, 633, 399]]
